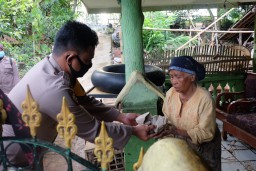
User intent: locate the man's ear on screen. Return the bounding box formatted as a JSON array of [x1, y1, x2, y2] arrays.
[[65, 51, 77, 64]]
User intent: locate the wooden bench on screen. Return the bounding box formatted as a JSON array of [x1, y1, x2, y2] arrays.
[[216, 96, 256, 148], [208, 72, 256, 148]]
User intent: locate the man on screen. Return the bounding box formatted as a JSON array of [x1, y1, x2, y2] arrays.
[[3, 20, 155, 165], [0, 44, 20, 94]]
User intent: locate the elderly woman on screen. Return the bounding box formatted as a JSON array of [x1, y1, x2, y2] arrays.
[[157, 56, 221, 171]]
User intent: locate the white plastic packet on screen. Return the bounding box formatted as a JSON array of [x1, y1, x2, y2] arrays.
[[136, 112, 167, 133]]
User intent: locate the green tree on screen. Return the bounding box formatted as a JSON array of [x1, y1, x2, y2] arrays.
[[142, 11, 196, 52], [218, 6, 251, 30], [0, 0, 78, 77]]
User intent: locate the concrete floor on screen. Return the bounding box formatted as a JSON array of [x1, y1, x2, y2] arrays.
[[43, 33, 256, 171]]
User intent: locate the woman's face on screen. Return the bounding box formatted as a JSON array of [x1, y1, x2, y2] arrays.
[[169, 70, 195, 94]]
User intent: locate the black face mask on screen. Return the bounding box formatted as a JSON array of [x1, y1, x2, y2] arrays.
[[68, 56, 92, 78]]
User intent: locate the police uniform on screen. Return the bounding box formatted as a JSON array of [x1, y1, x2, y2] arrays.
[[0, 57, 20, 94], [3, 56, 133, 165]]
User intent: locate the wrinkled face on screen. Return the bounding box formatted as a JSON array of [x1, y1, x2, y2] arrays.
[[169, 70, 195, 93]]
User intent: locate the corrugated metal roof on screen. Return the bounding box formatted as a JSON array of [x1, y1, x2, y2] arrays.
[[219, 6, 256, 43]]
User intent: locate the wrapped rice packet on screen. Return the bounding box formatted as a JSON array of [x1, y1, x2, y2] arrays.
[[136, 112, 167, 134]]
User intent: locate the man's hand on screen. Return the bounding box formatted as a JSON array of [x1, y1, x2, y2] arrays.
[[132, 124, 156, 141], [116, 113, 140, 126]]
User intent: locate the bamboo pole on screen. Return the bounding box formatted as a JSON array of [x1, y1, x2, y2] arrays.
[[143, 27, 254, 33]]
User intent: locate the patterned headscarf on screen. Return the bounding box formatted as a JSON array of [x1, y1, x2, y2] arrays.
[[168, 56, 206, 81]]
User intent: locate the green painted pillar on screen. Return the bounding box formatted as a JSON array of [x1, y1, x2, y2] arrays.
[[120, 0, 145, 82], [118, 1, 158, 171]]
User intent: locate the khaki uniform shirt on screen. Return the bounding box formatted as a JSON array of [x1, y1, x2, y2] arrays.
[[162, 85, 216, 144], [0, 57, 20, 94], [3, 56, 133, 164]]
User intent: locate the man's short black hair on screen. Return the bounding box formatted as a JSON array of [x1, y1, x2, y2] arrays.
[[53, 20, 99, 56]]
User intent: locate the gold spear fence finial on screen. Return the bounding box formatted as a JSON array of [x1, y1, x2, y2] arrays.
[[56, 97, 77, 148], [21, 85, 42, 138], [0, 99, 7, 135], [133, 147, 144, 171], [94, 121, 114, 170]]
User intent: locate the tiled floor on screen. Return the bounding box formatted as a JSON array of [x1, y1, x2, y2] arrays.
[[217, 119, 256, 171]]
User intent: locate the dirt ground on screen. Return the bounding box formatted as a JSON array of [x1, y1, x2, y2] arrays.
[[43, 32, 115, 171]]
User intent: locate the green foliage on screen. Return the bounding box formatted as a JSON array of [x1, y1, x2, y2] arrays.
[[0, 0, 77, 77], [142, 11, 196, 53], [166, 34, 197, 50], [0, 0, 32, 39]]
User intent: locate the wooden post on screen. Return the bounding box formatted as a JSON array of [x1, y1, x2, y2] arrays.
[[239, 33, 242, 45]]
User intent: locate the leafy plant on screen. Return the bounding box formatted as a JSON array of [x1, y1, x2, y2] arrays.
[[142, 11, 196, 53], [0, 0, 77, 77]]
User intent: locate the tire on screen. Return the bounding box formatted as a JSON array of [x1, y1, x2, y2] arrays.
[[91, 64, 165, 94]]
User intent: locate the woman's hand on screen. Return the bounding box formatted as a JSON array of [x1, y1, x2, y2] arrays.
[[153, 125, 177, 139], [154, 125, 190, 140]]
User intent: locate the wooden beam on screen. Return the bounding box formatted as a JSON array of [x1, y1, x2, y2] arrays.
[[143, 27, 254, 33], [230, 28, 253, 31]]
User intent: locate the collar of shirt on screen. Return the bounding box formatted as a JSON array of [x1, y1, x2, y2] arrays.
[[48, 55, 72, 87]]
